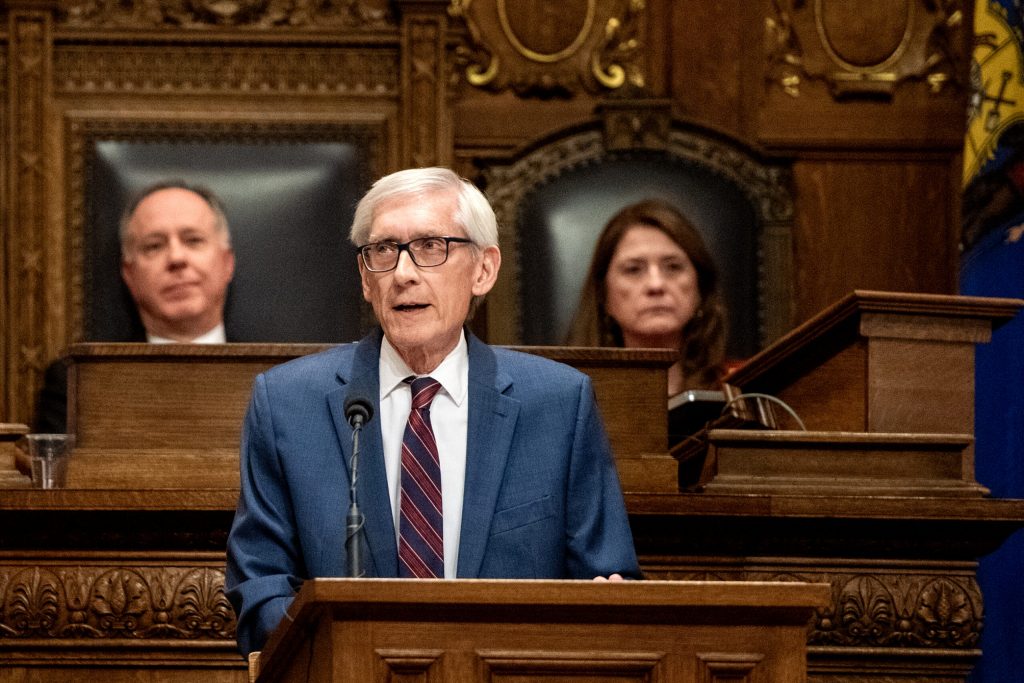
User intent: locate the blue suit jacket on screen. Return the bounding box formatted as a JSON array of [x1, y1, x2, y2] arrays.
[[225, 328, 640, 655]]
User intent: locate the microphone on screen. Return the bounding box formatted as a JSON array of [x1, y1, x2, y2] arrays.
[[343, 396, 374, 578]]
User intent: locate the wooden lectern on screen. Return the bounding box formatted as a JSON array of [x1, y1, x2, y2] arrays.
[[252, 579, 830, 683], [676, 290, 1024, 494]]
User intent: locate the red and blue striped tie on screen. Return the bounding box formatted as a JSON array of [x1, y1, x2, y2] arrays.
[[399, 377, 444, 578]]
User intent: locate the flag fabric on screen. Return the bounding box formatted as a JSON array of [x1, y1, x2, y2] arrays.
[[963, 3, 1024, 682]]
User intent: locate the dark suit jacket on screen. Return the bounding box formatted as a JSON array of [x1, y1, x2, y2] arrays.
[[225, 328, 640, 655]]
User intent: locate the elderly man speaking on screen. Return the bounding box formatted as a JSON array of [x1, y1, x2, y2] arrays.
[[225, 167, 640, 656]]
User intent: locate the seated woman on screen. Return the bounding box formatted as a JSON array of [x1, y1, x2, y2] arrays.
[[566, 199, 728, 395]]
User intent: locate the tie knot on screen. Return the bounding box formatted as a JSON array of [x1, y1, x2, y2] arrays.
[[408, 376, 442, 410]]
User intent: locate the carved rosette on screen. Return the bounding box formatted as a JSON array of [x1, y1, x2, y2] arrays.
[[449, 0, 645, 96], [648, 567, 982, 651], [56, 0, 394, 30], [765, 0, 967, 99], [0, 565, 235, 640]]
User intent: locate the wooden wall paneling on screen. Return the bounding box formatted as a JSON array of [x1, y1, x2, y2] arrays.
[[1, 23, 8, 423], [668, 0, 749, 138], [755, 0, 971, 151], [792, 157, 960, 322], [4, 0, 55, 426]]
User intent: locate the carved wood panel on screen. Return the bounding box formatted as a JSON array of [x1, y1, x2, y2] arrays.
[[4, 5, 53, 426], [450, 0, 646, 96], [756, 0, 970, 149]]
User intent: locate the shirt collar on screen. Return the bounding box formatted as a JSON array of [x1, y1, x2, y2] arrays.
[[148, 322, 226, 344], [379, 330, 468, 406]]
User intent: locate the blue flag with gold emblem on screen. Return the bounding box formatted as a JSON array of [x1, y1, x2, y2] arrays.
[[963, 2, 1024, 682]]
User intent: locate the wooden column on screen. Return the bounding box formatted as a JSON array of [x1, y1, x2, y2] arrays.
[[3, 0, 56, 424], [394, 0, 452, 169]]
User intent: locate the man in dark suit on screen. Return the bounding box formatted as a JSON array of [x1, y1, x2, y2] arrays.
[[35, 180, 236, 432], [225, 167, 640, 656]]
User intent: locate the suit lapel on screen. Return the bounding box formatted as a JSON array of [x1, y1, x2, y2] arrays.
[[325, 328, 398, 577], [457, 334, 520, 578]]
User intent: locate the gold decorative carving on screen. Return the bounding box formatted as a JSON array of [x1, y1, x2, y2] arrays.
[[450, 0, 645, 96], [592, 0, 644, 90], [54, 45, 399, 95], [0, 564, 235, 639], [765, 0, 966, 98], [56, 0, 394, 30], [647, 567, 982, 651]]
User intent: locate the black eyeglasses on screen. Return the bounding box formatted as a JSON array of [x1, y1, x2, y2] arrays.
[[358, 236, 474, 272]]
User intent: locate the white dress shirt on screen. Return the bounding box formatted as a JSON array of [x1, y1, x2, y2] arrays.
[[147, 323, 226, 344], [378, 332, 468, 579]]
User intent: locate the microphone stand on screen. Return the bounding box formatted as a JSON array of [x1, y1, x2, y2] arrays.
[[345, 421, 365, 578]]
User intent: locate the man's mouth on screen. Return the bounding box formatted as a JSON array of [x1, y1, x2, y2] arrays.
[[394, 303, 429, 312]]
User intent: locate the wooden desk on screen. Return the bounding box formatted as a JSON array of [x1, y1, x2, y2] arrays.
[[64, 343, 678, 492], [254, 578, 829, 682]]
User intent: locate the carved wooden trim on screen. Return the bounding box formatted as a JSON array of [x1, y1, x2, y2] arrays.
[[765, 0, 967, 99], [643, 565, 982, 651], [54, 0, 395, 30], [5, 6, 54, 426], [695, 652, 764, 683], [0, 561, 236, 641], [52, 44, 401, 96], [482, 124, 794, 346], [478, 649, 666, 681], [62, 114, 389, 341], [375, 648, 444, 680], [450, 0, 645, 96], [398, 1, 450, 168]]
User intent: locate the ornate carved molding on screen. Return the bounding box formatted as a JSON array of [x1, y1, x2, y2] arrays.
[[55, 0, 394, 30], [53, 45, 399, 95], [6, 8, 53, 425], [449, 0, 645, 96], [0, 564, 235, 640], [646, 567, 982, 651], [765, 0, 967, 99], [482, 124, 793, 345], [403, 14, 448, 167]]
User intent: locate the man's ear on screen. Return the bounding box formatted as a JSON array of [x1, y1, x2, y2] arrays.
[[471, 245, 501, 297], [224, 248, 236, 282]]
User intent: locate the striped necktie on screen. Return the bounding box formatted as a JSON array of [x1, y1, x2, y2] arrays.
[[398, 376, 444, 578]]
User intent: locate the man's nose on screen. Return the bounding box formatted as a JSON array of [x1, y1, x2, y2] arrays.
[[166, 238, 188, 267], [392, 248, 419, 281]]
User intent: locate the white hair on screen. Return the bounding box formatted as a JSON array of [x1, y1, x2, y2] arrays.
[[349, 167, 498, 248]]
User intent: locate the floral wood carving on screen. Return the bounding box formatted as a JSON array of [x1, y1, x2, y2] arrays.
[[0, 565, 235, 640], [765, 0, 967, 99], [53, 45, 399, 95], [647, 567, 982, 651], [57, 0, 393, 30], [449, 0, 645, 96]]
